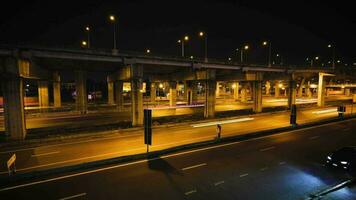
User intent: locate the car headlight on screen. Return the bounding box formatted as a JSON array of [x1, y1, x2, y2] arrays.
[[340, 161, 348, 165], [327, 156, 332, 160]]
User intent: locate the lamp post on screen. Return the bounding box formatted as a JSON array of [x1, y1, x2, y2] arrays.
[[240, 45, 249, 63], [327, 44, 335, 69], [109, 15, 118, 51], [81, 40, 88, 48], [262, 41, 272, 67], [178, 35, 189, 57], [85, 26, 91, 48], [199, 31, 208, 62]]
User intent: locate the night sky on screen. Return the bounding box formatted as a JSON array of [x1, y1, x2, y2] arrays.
[[0, 0, 355, 65]]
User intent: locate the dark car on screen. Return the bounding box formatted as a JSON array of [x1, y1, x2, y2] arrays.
[[326, 146, 356, 170]]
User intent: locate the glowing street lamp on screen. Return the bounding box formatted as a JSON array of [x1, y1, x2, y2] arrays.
[[262, 40, 272, 67], [81, 40, 88, 48], [146, 49, 151, 54], [327, 44, 336, 68], [239, 44, 249, 63], [108, 14, 118, 51], [178, 35, 189, 57], [84, 26, 91, 48], [198, 31, 208, 62]]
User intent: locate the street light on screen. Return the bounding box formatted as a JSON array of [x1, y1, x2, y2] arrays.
[[328, 44, 336, 69], [81, 40, 88, 48], [262, 41, 272, 67], [146, 49, 151, 54], [239, 45, 249, 63], [109, 14, 118, 51], [178, 35, 189, 57], [84, 26, 91, 48], [198, 31, 208, 62]]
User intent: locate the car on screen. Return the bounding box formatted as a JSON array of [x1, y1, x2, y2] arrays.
[[326, 146, 356, 170]]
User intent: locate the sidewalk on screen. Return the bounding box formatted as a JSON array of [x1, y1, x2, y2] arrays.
[[0, 105, 354, 178]]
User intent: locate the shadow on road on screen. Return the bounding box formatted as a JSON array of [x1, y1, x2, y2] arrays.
[[147, 156, 183, 176]]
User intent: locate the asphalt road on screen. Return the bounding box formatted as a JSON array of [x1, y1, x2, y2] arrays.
[[0, 105, 350, 175], [0, 119, 355, 200]]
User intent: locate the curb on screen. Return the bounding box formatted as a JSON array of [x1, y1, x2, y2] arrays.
[[306, 178, 356, 199], [1, 116, 355, 186]]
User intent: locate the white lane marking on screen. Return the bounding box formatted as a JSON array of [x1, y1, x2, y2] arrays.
[[1, 119, 354, 191], [191, 118, 254, 128], [185, 189, 197, 195], [31, 151, 60, 157], [59, 193, 86, 200], [260, 146, 275, 152], [214, 181, 225, 186], [260, 167, 268, 171], [312, 108, 337, 114], [239, 173, 249, 178], [182, 163, 207, 171], [309, 136, 320, 140], [279, 161, 286, 165]]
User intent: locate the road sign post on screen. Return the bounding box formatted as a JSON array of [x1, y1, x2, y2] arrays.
[[337, 105, 346, 118], [7, 154, 16, 176], [144, 109, 152, 153]]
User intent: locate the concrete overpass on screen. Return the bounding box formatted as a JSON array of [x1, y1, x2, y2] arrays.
[[0, 45, 354, 140]]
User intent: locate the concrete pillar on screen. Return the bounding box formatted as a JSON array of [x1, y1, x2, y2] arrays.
[[265, 81, 271, 95], [75, 70, 87, 114], [150, 82, 156, 103], [204, 80, 216, 118], [38, 81, 49, 108], [274, 81, 280, 97], [216, 81, 220, 97], [115, 81, 124, 111], [186, 81, 198, 105], [241, 83, 248, 103], [345, 88, 351, 96], [169, 81, 177, 107], [107, 78, 114, 105], [233, 82, 239, 101], [131, 79, 143, 126], [288, 80, 297, 109], [306, 81, 312, 98], [317, 73, 325, 107], [298, 78, 305, 98], [252, 81, 263, 113], [53, 71, 61, 108], [2, 76, 26, 140]]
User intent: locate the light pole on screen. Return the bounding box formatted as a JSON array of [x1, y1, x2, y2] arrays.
[[327, 44, 335, 69], [81, 40, 88, 48], [178, 35, 189, 57], [199, 31, 208, 62], [262, 41, 272, 67], [109, 15, 118, 51], [309, 56, 319, 67], [240, 45, 249, 63], [85, 26, 91, 48]]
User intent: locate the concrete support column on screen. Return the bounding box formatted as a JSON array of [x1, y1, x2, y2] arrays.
[[240, 83, 248, 103], [115, 81, 124, 111], [306, 81, 312, 98], [150, 83, 156, 103], [186, 81, 198, 105], [2, 76, 26, 140], [288, 80, 297, 109], [169, 81, 177, 107], [216, 81, 220, 97], [38, 81, 49, 108], [107, 78, 115, 105], [317, 73, 325, 107], [345, 88, 351, 96], [53, 71, 61, 108], [265, 81, 271, 95], [274, 81, 280, 97], [252, 81, 263, 113], [75, 70, 87, 114], [131, 79, 143, 126], [233, 82, 239, 101], [298, 78, 305, 97], [204, 80, 216, 118]]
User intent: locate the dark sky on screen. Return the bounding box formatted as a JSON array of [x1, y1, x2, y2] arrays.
[[0, 0, 355, 65]]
